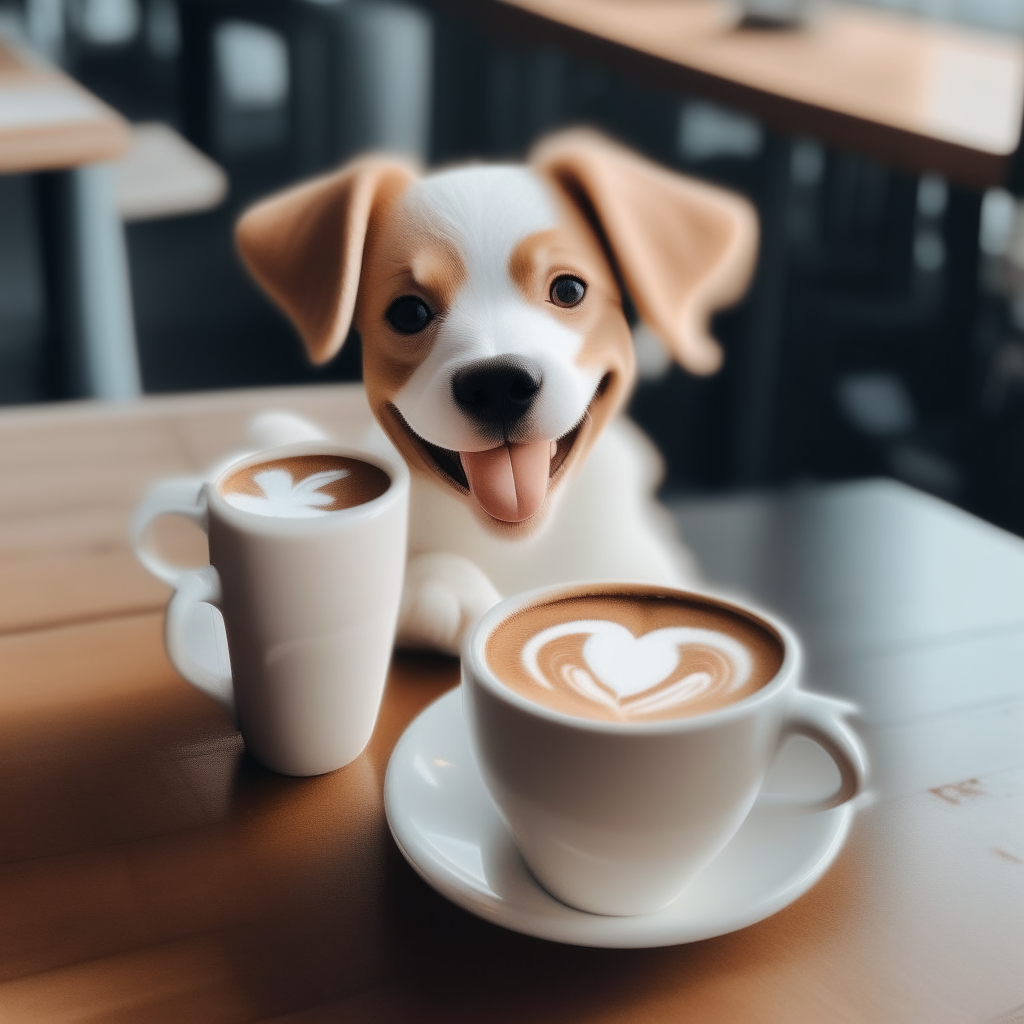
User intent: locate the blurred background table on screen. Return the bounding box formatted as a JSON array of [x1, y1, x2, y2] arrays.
[[0, 34, 128, 171], [0, 34, 138, 402], [442, 0, 1024, 188], [1, 384, 1021, 1023]]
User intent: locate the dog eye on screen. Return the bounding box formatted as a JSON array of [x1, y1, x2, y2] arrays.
[[550, 276, 586, 308], [386, 296, 433, 334]]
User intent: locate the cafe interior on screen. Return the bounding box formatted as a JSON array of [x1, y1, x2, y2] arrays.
[[1, 0, 1023, 1021]]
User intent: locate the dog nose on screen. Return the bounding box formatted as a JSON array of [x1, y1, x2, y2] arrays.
[[451, 357, 543, 429]]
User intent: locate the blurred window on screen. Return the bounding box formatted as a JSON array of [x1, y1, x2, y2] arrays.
[[917, 174, 948, 219], [837, 373, 916, 438], [677, 100, 763, 162], [25, 0, 64, 59], [215, 21, 289, 110], [791, 139, 825, 187], [146, 0, 179, 59], [79, 0, 140, 46], [980, 189, 1016, 258]]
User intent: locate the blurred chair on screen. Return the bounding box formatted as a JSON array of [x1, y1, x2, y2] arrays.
[[177, 0, 432, 176]]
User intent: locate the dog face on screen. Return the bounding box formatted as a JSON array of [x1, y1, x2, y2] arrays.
[[236, 131, 757, 533], [357, 164, 635, 527]]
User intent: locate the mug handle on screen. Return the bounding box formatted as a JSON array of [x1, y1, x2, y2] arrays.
[[132, 478, 236, 723], [131, 476, 208, 586], [165, 564, 236, 723], [755, 690, 867, 814]]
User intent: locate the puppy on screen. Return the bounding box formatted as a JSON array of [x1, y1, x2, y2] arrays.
[[235, 130, 757, 654]]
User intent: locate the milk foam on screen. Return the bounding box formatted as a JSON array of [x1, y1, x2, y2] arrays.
[[224, 468, 350, 517], [220, 454, 390, 518], [486, 587, 783, 724], [523, 619, 752, 720]]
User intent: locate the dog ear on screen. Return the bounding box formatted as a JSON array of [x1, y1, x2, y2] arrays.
[[532, 130, 758, 375], [235, 156, 418, 365]]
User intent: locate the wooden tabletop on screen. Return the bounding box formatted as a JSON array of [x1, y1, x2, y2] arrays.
[[442, 0, 1024, 188], [0, 36, 129, 173], [1, 384, 1022, 1023]]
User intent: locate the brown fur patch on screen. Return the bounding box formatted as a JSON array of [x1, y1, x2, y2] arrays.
[[357, 207, 468, 407]]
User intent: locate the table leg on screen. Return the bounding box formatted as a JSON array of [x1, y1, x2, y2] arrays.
[[37, 164, 142, 400]]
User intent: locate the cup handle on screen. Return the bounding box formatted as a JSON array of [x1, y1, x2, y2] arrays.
[[756, 690, 867, 814], [131, 476, 208, 586], [165, 564, 236, 724]]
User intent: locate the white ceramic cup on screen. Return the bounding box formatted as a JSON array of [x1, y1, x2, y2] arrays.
[[462, 583, 867, 916], [132, 442, 409, 776]]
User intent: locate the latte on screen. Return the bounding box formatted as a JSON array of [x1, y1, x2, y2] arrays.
[[220, 454, 389, 518], [485, 585, 784, 723]]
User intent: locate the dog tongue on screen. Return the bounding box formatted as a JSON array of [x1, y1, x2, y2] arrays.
[[460, 441, 550, 522]]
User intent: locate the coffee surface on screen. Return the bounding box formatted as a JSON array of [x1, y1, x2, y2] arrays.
[[220, 454, 389, 517], [486, 587, 784, 723]]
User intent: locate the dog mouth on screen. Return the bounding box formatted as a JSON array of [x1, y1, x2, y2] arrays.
[[386, 380, 606, 525]]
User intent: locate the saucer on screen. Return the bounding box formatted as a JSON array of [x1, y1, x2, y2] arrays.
[[384, 688, 854, 948]]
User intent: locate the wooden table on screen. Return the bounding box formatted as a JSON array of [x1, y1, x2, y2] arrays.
[[2, 384, 1023, 1023], [443, 0, 1024, 189], [0, 35, 138, 402], [0, 36, 129, 174]]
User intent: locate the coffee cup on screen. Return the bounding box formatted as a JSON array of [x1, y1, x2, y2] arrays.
[[132, 442, 409, 776], [462, 582, 866, 916]]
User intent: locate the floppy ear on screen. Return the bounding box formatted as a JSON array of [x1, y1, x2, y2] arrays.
[[235, 156, 418, 365], [531, 130, 758, 375]]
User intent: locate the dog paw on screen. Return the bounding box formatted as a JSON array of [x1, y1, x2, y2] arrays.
[[397, 553, 501, 656]]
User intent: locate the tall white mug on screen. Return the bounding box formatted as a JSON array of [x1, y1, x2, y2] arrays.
[[132, 442, 409, 776]]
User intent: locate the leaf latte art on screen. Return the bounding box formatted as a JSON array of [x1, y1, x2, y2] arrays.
[[224, 467, 351, 517], [523, 621, 752, 719], [486, 588, 784, 723], [219, 454, 389, 518]]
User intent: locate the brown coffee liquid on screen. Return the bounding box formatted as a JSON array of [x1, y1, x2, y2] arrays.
[[220, 454, 389, 517], [486, 586, 784, 723]]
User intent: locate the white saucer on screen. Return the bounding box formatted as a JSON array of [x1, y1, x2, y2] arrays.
[[384, 688, 854, 948]]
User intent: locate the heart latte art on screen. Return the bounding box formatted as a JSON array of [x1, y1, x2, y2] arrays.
[[524, 620, 752, 718], [487, 588, 784, 723]]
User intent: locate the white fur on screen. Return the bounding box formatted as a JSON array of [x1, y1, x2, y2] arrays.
[[393, 167, 602, 452]]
